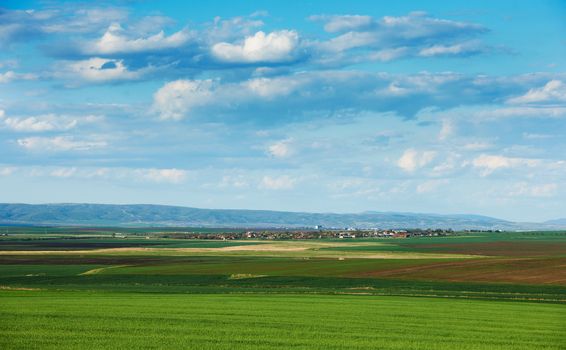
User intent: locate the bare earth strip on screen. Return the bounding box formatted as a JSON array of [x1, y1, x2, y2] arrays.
[[79, 265, 131, 275], [0, 241, 478, 259]]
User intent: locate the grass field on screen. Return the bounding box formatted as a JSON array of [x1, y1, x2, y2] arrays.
[[1, 291, 564, 350], [1, 229, 565, 349]]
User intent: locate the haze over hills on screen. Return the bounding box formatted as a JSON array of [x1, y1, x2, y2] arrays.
[[0, 203, 563, 230], [544, 218, 566, 225]]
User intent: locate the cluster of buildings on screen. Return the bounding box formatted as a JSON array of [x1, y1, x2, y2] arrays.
[[154, 228, 455, 240]]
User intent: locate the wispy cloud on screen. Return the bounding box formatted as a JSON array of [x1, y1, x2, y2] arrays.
[[16, 136, 108, 152], [259, 175, 296, 190], [472, 154, 539, 176], [507, 80, 566, 105], [0, 70, 37, 83], [0, 110, 101, 132], [309, 12, 491, 64]]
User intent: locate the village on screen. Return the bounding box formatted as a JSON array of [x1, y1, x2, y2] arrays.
[[151, 228, 460, 241]]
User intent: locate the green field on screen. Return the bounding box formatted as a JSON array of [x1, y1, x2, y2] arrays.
[[1, 291, 564, 350], [1, 230, 565, 349]]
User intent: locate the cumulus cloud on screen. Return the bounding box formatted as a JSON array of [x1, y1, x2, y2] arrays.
[[2, 7, 505, 88], [212, 30, 300, 63], [152, 75, 309, 120], [259, 175, 296, 190], [153, 71, 538, 122], [472, 154, 539, 176], [507, 80, 566, 105], [397, 148, 437, 172], [7, 8, 505, 85], [55, 58, 143, 83], [245, 76, 304, 98], [0, 7, 128, 47], [16, 136, 107, 152], [152, 79, 214, 120], [81, 23, 192, 55]]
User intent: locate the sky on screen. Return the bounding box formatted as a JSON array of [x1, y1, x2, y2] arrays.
[[1, 0, 566, 222]]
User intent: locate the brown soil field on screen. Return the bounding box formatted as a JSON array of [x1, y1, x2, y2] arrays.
[[410, 241, 566, 257], [355, 257, 566, 285]]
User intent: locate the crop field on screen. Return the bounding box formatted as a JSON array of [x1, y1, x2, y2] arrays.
[[2, 291, 564, 350], [0, 229, 565, 349]]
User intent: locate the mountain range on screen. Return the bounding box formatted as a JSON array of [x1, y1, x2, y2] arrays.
[[0, 203, 564, 230]]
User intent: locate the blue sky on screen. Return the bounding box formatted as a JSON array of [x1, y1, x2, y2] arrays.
[[1, 0, 565, 222]]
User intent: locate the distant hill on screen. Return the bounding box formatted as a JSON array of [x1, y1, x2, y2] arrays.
[[545, 218, 566, 225], [0, 203, 558, 230]]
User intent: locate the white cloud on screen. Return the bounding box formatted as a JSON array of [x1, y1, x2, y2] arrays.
[[510, 182, 558, 198], [218, 175, 249, 189], [212, 30, 299, 63], [438, 119, 455, 141], [416, 179, 449, 194], [462, 142, 492, 151], [316, 31, 377, 53], [0, 59, 18, 69], [245, 77, 303, 98], [507, 80, 566, 104], [311, 12, 487, 58], [311, 15, 373, 33], [420, 105, 566, 122], [267, 139, 294, 158], [367, 47, 409, 62], [56, 57, 142, 83], [397, 148, 437, 172], [34, 8, 128, 34], [83, 23, 192, 55], [16, 136, 107, 152], [134, 168, 187, 184], [0, 70, 37, 83], [152, 79, 214, 120], [431, 153, 463, 175], [152, 75, 306, 120], [522, 133, 554, 140], [0, 110, 100, 132], [21, 166, 187, 184], [150, 71, 566, 123], [419, 40, 484, 57], [259, 175, 296, 190], [0, 166, 16, 176], [50, 167, 77, 178], [481, 106, 566, 119], [472, 154, 539, 176]]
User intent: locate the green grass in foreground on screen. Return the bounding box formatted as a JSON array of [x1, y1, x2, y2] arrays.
[[0, 291, 564, 350]]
